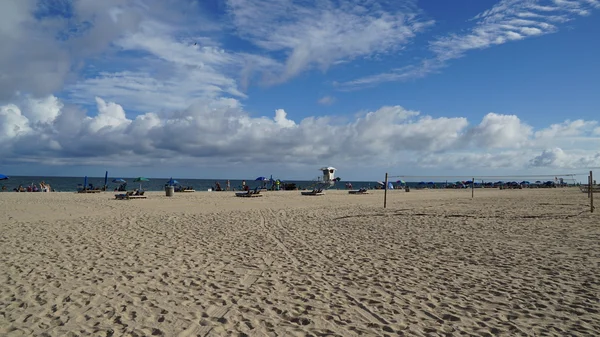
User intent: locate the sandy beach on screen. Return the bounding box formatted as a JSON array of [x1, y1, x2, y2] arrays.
[[1, 188, 599, 336]]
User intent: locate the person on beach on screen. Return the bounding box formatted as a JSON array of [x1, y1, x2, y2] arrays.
[[242, 180, 247, 191], [226, 180, 230, 191]]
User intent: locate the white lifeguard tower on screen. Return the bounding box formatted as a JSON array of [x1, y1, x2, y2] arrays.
[[301, 166, 338, 195], [320, 166, 337, 186]]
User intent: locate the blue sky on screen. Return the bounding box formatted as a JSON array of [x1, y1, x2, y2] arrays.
[[1, 0, 599, 181]]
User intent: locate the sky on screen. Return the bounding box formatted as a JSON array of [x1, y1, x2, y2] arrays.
[[1, 0, 599, 181]]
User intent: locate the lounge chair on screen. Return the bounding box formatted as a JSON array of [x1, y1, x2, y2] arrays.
[[348, 188, 368, 194], [115, 191, 146, 200], [115, 191, 134, 200], [128, 190, 146, 199], [235, 188, 262, 197], [301, 188, 324, 196], [78, 188, 102, 193]]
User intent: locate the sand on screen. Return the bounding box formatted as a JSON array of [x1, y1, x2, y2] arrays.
[[1, 188, 599, 336]]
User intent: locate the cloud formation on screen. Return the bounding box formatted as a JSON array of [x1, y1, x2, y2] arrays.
[[1, 96, 599, 172], [226, 0, 433, 83], [317, 96, 336, 106], [340, 0, 600, 89], [0, 0, 598, 176]]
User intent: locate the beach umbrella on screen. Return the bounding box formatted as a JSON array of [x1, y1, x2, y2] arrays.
[[112, 178, 126, 183], [167, 178, 179, 186], [396, 180, 405, 184], [133, 177, 149, 190], [0, 174, 8, 180], [255, 176, 267, 181], [418, 181, 426, 185], [427, 181, 434, 185]]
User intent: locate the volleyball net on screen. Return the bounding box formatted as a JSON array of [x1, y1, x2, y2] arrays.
[[381, 171, 595, 213]]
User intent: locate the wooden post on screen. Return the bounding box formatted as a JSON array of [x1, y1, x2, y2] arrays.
[[471, 177, 474, 199], [591, 171, 594, 213], [589, 173, 592, 199], [384, 173, 388, 209]]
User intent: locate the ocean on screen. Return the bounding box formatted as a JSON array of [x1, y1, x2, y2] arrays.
[[1, 176, 407, 192]]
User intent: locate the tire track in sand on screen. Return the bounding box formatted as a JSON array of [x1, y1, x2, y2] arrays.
[[266, 208, 391, 327], [179, 211, 276, 337]]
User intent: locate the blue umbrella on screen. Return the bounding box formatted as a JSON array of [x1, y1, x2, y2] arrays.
[[418, 181, 426, 185], [167, 178, 179, 186], [112, 178, 126, 183], [0, 174, 8, 180], [255, 176, 267, 181]]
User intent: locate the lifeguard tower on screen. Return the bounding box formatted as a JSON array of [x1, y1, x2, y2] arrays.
[[302, 166, 338, 196], [320, 167, 337, 186]]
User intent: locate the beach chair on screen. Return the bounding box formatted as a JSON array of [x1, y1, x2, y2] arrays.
[[128, 191, 147, 199], [300, 182, 329, 196], [348, 188, 368, 195], [115, 191, 134, 200], [235, 187, 262, 197], [115, 191, 146, 200], [301, 188, 324, 196]]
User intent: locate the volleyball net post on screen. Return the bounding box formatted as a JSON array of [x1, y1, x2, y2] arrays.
[[384, 172, 389, 209], [591, 171, 594, 213]]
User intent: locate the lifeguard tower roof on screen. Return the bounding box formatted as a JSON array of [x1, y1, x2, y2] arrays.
[[320, 167, 336, 171]]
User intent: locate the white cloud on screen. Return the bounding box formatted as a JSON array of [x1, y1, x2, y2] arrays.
[[0, 104, 31, 141], [317, 96, 336, 105], [226, 0, 434, 82], [0, 0, 151, 100], [1, 96, 599, 172], [466, 113, 533, 149], [529, 147, 600, 168], [534, 119, 597, 139], [339, 0, 600, 89]]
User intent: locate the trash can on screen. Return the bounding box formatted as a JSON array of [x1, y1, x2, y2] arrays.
[[165, 185, 174, 197], [405, 186, 410, 192]]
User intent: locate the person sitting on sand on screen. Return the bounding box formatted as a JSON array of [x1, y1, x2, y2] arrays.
[[214, 181, 222, 191]]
